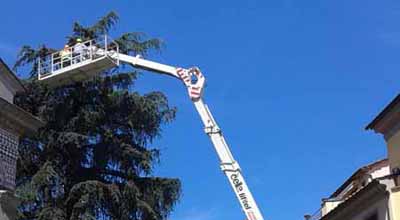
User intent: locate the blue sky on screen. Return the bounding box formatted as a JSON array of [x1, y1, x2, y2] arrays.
[[1, 1, 399, 220]]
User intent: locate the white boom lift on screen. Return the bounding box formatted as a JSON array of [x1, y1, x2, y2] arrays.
[[37, 36, 264, 220]]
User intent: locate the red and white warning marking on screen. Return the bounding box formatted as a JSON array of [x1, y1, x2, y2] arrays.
[[176, 67, 205, 100], [247, 211, 257, 220]]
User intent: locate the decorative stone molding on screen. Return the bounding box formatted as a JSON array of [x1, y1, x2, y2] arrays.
[[366, 94, 400, 140], [0, 97, 44, 137], [366, 95, 400, 186]]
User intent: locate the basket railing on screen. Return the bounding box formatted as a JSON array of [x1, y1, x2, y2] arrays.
[[38, 35, 119, 80]]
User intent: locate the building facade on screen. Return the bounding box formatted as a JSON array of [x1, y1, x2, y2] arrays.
[[306, 95, 400, 220], [0, 58, 43, 220]]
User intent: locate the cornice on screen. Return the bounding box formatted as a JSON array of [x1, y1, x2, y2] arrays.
[[0, 98, 44, 137]]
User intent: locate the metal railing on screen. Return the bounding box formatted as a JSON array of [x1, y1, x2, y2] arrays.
[[38, 35, 119, 80]]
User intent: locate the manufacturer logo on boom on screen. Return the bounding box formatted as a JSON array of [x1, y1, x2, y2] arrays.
[[231, 173, 252, 210]]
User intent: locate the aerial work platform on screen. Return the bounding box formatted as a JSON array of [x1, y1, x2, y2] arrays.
[[37, 35, 264, 220], [38, 35, 119, 86]]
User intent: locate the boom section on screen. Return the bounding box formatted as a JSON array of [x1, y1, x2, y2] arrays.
[[117, 54, 180, 78], [118, 53, 264, 220]]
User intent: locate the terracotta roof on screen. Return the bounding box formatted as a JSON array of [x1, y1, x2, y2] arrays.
[[321, 180, 388, 220], [330, 158, 388, 198]]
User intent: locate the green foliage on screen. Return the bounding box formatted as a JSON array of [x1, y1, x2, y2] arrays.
[[13, 45, 56, 78], [14, 12, 181, 220], [72, 11, 119, 41], [116, 33, 164, 57]]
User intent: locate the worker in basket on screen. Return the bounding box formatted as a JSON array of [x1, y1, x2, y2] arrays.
[[60, 44, 71, 68], [73, 38, 89, 63]]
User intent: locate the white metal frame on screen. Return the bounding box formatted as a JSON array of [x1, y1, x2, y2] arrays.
[[38, 35, 119, 81], [38, 36, 264, 220]]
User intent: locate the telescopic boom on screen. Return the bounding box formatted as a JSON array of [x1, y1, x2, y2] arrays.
[[37, 37, 265, 220], [116, 53, 264, 220]]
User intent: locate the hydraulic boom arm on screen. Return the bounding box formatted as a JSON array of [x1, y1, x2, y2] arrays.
[[118, 53, 264, 220]]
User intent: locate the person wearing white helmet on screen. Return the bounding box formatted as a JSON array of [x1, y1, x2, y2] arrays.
[[73, 38, 88, 63]]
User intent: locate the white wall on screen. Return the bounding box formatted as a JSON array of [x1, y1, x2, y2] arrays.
[[371, 166, 391, 180]]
